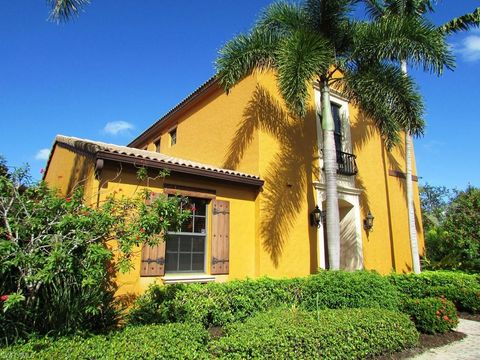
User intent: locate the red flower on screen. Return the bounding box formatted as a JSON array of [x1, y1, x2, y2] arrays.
[[66, 197, 71, 202], [443, 315, 449, 321], [0, 295, 8, 302], [140, 228, 145, 233]]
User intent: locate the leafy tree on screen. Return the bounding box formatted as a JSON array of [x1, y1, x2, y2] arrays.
[[216, 0, 451, 269], [364, 0, 480, 273], [0, 165, 189, 344], [419, 183, 452, 230], [439, 186, 480, 273], [422, 186, 480, 273]]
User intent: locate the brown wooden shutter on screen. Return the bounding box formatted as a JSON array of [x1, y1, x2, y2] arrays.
[[140, 241, 166, 276], [140, 192, 166, 276], [211, 200, 230, 275]]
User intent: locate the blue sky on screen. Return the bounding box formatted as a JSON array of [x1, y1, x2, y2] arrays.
[[0, 1, 479, 189]]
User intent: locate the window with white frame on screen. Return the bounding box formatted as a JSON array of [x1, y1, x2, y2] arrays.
[[165, 197, 207, 273]]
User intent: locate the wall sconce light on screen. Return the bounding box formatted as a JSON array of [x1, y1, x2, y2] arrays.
[[310, 206, 323, 228], [364, 211, 374, 231]]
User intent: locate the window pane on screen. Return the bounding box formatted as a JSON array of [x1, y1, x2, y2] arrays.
[[165, 252, 178, 272], [192, 236, 205, 252], [331, 103, 342, 135], [194, 217, 206, 234], [179, 253, 191, 271], [179, 237, 192, 252], [193, 199, 207, 216], [181, 217, 194, 233], [166, 237, 179, 252], [192, 254, 204, 271]]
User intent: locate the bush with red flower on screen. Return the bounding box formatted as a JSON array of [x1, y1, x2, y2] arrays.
[[402, 296, 458, 334], [0, 163, 190, 345]]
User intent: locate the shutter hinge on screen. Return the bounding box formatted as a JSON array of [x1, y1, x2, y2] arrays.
[[211, 257, 229, 265], [142, 258, 165, 265], [213, 208, 230, 215]]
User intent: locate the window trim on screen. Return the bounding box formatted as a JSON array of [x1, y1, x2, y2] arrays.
[[154, 138, 161, 153], [169, 127, 177, 146], [165, 197, 208, 274]]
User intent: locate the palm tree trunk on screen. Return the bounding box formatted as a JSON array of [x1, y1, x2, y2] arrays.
[[402, 60, 421, 274], [320, 79, 341, 270]]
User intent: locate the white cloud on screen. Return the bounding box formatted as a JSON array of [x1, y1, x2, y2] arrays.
[[35, 148, 50, 161], [456, 33, 480, 62], [103, 121, 134, 135]]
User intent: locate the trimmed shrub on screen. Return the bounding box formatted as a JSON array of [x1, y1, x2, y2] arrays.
[[0, 323, 210, 360], [402, 297, 458, 334], [210, 308, 419, 359], [300, 270, 399, 311], [389, 271, 480, 313], [128, 271, 400, 327]]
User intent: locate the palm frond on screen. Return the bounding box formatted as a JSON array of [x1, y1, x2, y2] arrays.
[[439, 8, 480, 35], [354, 16, 454, 75], [276, 30, 333, 117], [383, 0, 436, 16], [363, 0, 386, 19], [47, 0, 90, 23], [342, 62, 425, 148], [215, 28, 280, 92], [257, 2, 307, 34]]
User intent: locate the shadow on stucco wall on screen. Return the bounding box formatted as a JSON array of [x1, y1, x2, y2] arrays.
[[223, 85, 318, 270]]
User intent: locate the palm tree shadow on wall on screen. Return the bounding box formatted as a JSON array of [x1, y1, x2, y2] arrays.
[[224, 85, 318, 269]]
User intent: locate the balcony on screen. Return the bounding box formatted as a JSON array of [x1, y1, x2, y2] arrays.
[[322, 150, 358, 176]]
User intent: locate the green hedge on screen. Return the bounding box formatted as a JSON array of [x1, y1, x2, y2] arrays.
[[389, 271, 480, 313], [210, 308, 419, 359], [0, 323, 210, 360], [128, 271, 400, 327], [402, 297, 458, 334]]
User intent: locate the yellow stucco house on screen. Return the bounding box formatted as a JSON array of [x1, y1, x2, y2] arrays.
[[44, 71, 424, 296]]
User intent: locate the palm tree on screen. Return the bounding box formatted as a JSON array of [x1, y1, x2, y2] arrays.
[[216, 0, 452, 269], [47, 0, 90, 22], [364, 0, 480, 274]]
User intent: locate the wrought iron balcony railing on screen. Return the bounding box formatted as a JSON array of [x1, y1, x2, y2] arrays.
[[322, 150, 358, 176]]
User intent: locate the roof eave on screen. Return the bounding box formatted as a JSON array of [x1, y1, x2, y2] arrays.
[[96, 151, 264, 187]]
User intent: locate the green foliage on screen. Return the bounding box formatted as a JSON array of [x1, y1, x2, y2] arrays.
[[389, 271, 480, 313], [440, 186, 480, 273], [419, 183, 453, 230], [300, 270, 399, 310], [128, 271, 399, 327], [209, 308, 419, 359], [0, 165, 189, 345], [439, 7, 480, 35], [215, 0, 454, 146], [421, 186, 480, 273], [0, 323, 210, 360], [402, 297, 458, 334]]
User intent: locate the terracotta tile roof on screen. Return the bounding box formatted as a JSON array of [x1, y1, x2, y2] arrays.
[[53, 135, 263, 186]]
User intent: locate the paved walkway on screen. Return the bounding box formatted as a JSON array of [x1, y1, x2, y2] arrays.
[[411, 319, 480, 360]]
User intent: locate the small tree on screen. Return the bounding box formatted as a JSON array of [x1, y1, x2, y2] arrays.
[[440, 186, 480, 273], [422, 185, 480, 273], [419, 183, 452, 231], [0, 164, 190, 344]]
